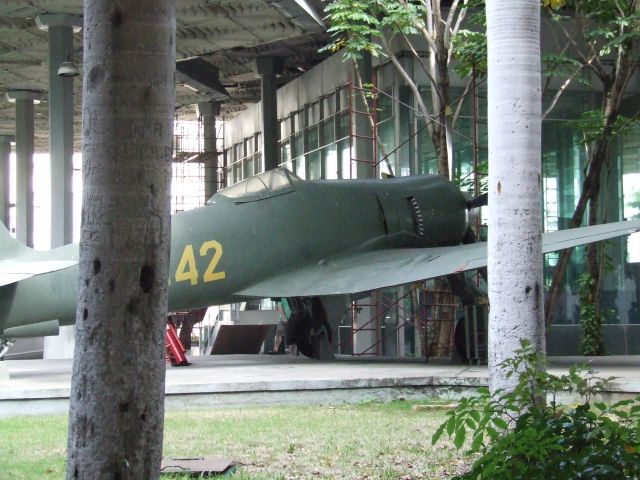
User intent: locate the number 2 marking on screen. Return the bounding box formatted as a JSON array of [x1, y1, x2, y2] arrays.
[[175, 240, 225, 285], [200, 240, 226, 282]]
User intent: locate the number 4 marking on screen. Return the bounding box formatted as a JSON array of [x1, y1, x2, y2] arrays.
[[175, 240, 226, 285], [175, 245, 198, 285]]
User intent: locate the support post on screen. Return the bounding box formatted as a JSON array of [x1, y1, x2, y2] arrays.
[[36, 14, 82, 248], [198, 101, 221, 199], [252, 57, 283, 172], [37, 14, 82, 361], [6, 90, 42, 247], [0, 134, 13, 228]]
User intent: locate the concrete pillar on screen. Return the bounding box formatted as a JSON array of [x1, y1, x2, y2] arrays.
[[0, 134, 13, 227], [253, 57, 283, 172], [7, 90, 42, 247], [36, 14, 82, 248], [353, 297, 380, 356], [198, 101, 221, 199]]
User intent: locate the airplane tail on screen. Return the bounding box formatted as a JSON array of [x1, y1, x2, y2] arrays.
[[0, 221, 29, 258]]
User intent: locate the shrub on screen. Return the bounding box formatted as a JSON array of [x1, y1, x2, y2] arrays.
[[432, 340, 640, 479]]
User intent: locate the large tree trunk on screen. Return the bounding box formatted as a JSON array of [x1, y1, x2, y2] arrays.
[[66, 2, 175, 479], [486, 0, 544, 393]]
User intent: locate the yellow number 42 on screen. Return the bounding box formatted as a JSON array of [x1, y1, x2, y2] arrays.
[[175, 240, 226, 286]]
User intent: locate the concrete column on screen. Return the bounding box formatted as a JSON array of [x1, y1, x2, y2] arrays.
[[36, 14, 82, 248], [253, 57, 283, 172], [198, 101, 221, 199], [7, 90, 42, 247], [0, 134, 13, 227], [353, 297, 380, 356]]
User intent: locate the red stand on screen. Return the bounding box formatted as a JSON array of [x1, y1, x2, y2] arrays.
[[166, 319, 190, 367]]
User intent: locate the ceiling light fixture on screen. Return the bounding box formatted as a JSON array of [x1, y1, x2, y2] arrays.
[[58, 59, 80, 78]]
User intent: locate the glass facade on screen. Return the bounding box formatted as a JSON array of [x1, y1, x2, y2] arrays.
[[223, 54, 640, 335]]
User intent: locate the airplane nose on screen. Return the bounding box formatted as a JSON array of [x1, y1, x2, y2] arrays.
[[411, 178, 469, 245]]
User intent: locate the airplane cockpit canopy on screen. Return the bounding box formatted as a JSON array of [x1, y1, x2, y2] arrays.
[[208, 168, 301, 204]]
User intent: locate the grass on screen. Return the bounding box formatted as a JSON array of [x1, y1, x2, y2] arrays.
[[0, 401, 469, 479]]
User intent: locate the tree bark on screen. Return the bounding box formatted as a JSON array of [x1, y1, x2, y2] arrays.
[[486, 0, 544, 393], [66, 2, 175, 479]]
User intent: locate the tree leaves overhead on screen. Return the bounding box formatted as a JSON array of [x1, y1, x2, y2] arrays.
[[451, 30, 487, 77], [322, 0, 426, 60]]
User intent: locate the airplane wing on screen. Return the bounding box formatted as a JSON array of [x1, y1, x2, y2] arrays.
[[541, 220, 640, 253], [238, 220, 640, 298], [0, 260, 78, 288]]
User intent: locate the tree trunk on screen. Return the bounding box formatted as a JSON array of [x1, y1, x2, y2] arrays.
[[486, 0, 544, 393], [66, 2, 175, 479], [433, 20, 451, 180]]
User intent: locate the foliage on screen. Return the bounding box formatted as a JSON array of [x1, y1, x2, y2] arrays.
[[321, 0, 424, 60], [432, 339, 640, 480], [455, 161, 488, 195], [627, 191, 640, 216], [543, 0, 567, 9], [568, 110, 638, 146], [577, 273, 608, 356], [451, 30, 487, 78]]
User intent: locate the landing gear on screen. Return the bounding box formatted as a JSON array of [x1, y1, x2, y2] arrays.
[[286, 297, 335, 361], [0, 337, 15, 360]]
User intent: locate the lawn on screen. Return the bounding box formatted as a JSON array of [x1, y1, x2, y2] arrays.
[[0, 401, 469, 479]]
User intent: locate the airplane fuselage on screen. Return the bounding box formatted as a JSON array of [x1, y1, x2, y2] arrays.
[[0, 171, 468, 336]]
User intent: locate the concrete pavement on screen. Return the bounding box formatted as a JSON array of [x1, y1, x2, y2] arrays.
[[0, 354, 638, 417]]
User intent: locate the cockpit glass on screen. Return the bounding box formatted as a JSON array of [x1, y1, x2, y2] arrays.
[[208, 168, 300, 203]]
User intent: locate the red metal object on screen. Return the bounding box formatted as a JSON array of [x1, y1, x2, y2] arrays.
[[166, 319, 190, 366]]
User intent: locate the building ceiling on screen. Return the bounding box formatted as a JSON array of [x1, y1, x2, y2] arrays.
[[0, 0, 329, 151]]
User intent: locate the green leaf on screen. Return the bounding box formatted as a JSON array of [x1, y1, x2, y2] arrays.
[[446, 414, 456, 436], [454, 427, 467, 450], [431, 422, 446, 445], [492, 417, 508, 430], [470, 433, 484, 453]]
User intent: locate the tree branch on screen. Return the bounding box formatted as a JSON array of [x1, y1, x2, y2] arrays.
[[400, 31, 443, 104], [380, 35, 434, 126]]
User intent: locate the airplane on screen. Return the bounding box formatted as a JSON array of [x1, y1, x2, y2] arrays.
[[1, 167, 639, 359]]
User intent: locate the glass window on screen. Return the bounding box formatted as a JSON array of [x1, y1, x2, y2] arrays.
[[622, 125, 640, 263], [308, 125, 319, 151], [293, 110, 304, 131], [254, 152, 262, 175], [338, 138, 351, 179], [233, 162, 242, 184], [308, 150, 321, 179], [338, 86, 349, 111], [336, 111, 349, 139], [321, 119, 335, 146], [324, 144, 338, 179], [214, 168, 300, 201], [244, 156, 254, 179], [234, 142, 243, 160], [323, 92, 336, 117], [280, 118, 290, 139], [280, 141, 291, 165], [293, 131, 304, 158], [309, 101, 321, 124], [295, 156, 306, 179]]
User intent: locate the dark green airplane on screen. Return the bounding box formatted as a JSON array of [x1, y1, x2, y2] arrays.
[[1, 168, 639, 358]]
